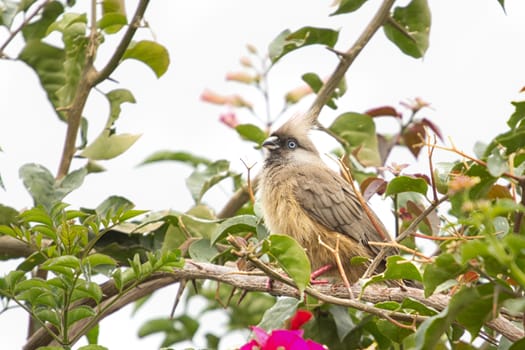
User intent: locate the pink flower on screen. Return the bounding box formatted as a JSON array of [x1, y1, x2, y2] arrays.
[[219, 112, 239, 128], [240, 310, 325, 350], [241, 327, 325, 350]]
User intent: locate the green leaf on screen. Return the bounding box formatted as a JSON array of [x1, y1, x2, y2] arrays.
[[122, 40, 170, 78], [185, 160, 232, 203], [18, 41, 67, 119], [105, 89, 136, 126], [264, 234, 311, 294], [235, 124, 268, 145], [423, 253, 465, 297], [258, 297, 300, 331], [19, 163, 86, 210], [96, 195, 134, 218], [269, 26, 339, 63], [0, 0, 19, 28], [377, 319, 413, 343], [22, 1, 64, 40], [35, 309, 60, 328], [78, 345, 108, 350], [383, 0, 431, 58], [507, 100, 525, 129], [85, 253, 117, 268], [17, 251, 48, 271], [489, 126, 525, 156], [71, 280, 103, 303], [385, 176, 428, 197], [331, 0, 368, 15], [67, 305, 96, 327], [42, 255, 81, 274], [329, 305, 354, 341], [211, 214, 258, 245], [3, 270, 26, 291], [139, 151, 212, 167], [302, 72, 346, 109], [329, 112, 381, 166], [188, 239, 218, 262], [99, 0, 127, 34], [486, 148, 508, 177], [383, 256, 422, 282], [79, 89, 138, 160]]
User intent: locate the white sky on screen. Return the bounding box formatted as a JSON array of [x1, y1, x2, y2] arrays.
[[2, 0, 525, 348]]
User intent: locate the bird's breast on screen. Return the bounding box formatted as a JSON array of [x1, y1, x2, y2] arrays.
[[259, 168, 317, 247]]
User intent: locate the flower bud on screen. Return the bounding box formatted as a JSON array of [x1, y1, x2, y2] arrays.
[[285, 85, 313, 104], [219, 112, 239, 128], [200, 89, 228, 105], [226, 71, 258, 84]]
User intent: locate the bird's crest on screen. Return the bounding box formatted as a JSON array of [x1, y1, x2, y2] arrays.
[[274, 113, 314, 139]]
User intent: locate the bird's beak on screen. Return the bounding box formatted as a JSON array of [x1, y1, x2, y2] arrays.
[[262, 135, 280, 150]]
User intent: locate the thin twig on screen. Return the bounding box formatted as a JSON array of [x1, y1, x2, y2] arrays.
[[364, 195, 449, 278], [304, 0, 396, 125], [336, 157, 390, 242], [317, 235, 354, 299]]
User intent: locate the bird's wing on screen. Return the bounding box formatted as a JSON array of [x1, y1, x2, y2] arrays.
[[294, 167, 385, 253]]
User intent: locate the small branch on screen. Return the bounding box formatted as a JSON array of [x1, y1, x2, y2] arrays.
[[55, 0, 151, 179], [424, 141, 524, 183], [92, 0, 150, 86], [0, 0, 51, 58], [365, 195, 449, 278], [304, 0, 396, 125], [336, 157, 390, 242]]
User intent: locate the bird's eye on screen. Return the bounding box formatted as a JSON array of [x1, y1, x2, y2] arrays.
[[287, 139, 297, 149]]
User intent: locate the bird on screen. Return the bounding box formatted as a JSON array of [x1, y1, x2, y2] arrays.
[[258, 115, 392, 283]]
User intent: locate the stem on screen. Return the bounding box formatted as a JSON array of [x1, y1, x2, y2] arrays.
[[364, 194, 449, 278], [56, 0, 151, 179], [92, 0, 151, 86], [304, 0, 396, 125]]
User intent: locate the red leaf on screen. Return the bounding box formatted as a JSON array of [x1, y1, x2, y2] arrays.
[[401, 123, 426, 158], [360, 177, 387, 201], [421, 118, 443, 141], [364, 105, 401, 118]]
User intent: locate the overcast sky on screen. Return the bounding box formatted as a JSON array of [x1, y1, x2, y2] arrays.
[[2, 0, 525, 348]]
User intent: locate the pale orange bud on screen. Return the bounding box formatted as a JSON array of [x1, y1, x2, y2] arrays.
[[219, 112, 239, 128], [239, 56, 252, 67], [228, 94, 253, 109], [200, 89, 228, 105], [246, 43, 257, 54], [285, 85, 313, 104], [226, 71, 258, 84]]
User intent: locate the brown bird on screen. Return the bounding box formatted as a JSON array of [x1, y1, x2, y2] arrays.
[[258, 115, 391, 283]]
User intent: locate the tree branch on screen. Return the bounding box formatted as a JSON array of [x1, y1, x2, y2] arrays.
[[304, 0, 396, 125], [218, 0, 396, 218], [23, 261, 524, 349], [55, 0, 151, 179], [92, 0, 150, 86]]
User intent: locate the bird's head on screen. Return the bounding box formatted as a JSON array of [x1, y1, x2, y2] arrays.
[[262, 116, 320, 165]]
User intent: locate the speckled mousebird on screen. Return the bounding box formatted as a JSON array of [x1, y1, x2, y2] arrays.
[[258, 115, 391, 282]]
